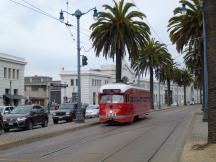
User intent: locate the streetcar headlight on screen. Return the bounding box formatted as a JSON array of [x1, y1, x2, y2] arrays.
[[110, 110, 113, 113]]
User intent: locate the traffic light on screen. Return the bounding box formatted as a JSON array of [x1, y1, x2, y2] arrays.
[[82, 55, 88, 66]]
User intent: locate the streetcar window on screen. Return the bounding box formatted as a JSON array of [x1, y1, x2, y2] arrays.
[[100, 94, 124, 103], [112, 95, 124, 103], [101, 95, 112, 104]]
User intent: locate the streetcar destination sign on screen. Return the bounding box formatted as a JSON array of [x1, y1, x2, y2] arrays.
[[50, 83, 68, 87]]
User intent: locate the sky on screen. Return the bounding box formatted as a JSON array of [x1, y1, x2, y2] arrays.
[[0, 0, 184, 80]]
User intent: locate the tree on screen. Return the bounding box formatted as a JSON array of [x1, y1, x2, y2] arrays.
[[168, 0, 202, 53], [90, 0, 150, 82], [131, 38, 168, 109], [179, 69, 193, 105], [206, 0, 216, 144], [155, 55, 174, 107]]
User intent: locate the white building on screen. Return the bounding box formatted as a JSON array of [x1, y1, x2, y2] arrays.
[[0, 53, 26, 106], [139, 79, 200, 109], [60, 60, 135, 105], [60, 60, 200, 107]]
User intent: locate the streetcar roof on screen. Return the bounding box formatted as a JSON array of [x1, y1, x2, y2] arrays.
[[99, 83, 146, 93]]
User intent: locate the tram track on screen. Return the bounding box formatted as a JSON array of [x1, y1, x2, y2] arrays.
[[99, 112, 189, 162], [41, 108, 190, 160]]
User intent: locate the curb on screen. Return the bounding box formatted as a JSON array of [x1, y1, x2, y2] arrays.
[[0, 121, 100, 150], [179, 106, 203, 162]]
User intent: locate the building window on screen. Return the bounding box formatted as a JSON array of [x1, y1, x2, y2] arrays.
[[5, 89, 10, 95], [4, 68, 7, 78], [8, 68, 11, 79], [92, 79, 94, 86], [93, 92, 96, 105], [14, 89, 18, 95], [13, 69, 15, 79], [71, 79, 74, 86], [17, 70, 19, 79], [32, 86, 38, 91]]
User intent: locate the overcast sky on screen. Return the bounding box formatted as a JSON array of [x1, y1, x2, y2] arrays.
[[0, 0, 184, 80]]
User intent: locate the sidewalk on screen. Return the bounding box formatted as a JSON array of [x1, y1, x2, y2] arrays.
[[0, 118, 99, 150], [180, 107, 216, 162]]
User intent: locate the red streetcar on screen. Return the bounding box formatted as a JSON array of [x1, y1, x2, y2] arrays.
[[99, 83, 151, 123]]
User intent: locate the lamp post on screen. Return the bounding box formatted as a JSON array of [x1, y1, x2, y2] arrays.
[[181, 1, 208, 121], [59, 7, 97, 123], [9, 80, 12, 105], [158, 70, 161, 109]]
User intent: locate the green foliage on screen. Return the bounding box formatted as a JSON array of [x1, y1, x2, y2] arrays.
[[90, 0, 150, 59], [168, 0, 202, 53]]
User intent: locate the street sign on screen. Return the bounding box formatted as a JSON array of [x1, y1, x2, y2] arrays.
[[50, 83, 68, 88]]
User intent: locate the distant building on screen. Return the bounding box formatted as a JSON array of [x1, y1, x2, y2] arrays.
[[0, 53, 26, 106], [24, 76, 61, 106], [139, 79, 200, 108], [60, 60, 200, 107], [60, 61, 136, 105]]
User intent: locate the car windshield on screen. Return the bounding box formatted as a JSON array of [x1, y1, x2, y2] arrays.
[[59, 104, 76, 110], [86, 105, 98, 109], [0, 108, 3, 113], [100, 95, 124, 104], [10, 106, 32, 114]]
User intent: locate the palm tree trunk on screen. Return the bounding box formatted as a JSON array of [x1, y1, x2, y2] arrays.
[[116, 48, 122, 83], [150, 67, 154, 109], [167, 79, 171, 106], [206, 0, 216, 143], [200, 87, 202, 104], [184, 85, 187, 105]]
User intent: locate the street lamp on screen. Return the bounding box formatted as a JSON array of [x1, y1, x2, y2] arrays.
[[9, 80, 12, 105], [59, 7, 98, 123], [181, 1, 208, 121], [158, 69, 161, 109]]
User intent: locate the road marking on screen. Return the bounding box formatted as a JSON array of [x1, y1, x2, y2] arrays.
[[0, 158, 30, 162]]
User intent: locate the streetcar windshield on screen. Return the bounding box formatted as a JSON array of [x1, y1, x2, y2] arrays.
[[100, 94, 124, 103]]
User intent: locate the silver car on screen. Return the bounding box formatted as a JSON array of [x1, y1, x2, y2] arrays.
[[0, 106, 14, 115], [85, 105, 99, 118]]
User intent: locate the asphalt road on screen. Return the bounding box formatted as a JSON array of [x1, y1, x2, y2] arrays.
[[0, 106, 197, 162]]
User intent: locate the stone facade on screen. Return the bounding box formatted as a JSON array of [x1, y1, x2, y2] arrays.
[[24, 76, 61, 106], [0, 53, 26, 106]]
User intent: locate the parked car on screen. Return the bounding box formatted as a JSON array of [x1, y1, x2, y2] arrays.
[[0, 106, 14, 115], [3, 105, 48, 132], [52, 103, 78, 124], [0, 114, 3, 135], [85, 105, 99, 118]]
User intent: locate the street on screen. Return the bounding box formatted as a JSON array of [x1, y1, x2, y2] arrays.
[[0, 106, 197, 162]]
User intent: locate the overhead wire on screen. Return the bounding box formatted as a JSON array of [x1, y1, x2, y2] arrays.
[[8, 0, 59, 21]]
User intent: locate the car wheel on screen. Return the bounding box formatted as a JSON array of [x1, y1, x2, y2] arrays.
[[27, 121, 33, 130], [66, 118, 73, 122], [53, 119, 58, 124], [4, 128, 10, 132], [42, 119, 48, 127], [0, 124, 3, 135]]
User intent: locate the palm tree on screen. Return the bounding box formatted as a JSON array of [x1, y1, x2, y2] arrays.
[[155, 55, 174, 107], [90, 0, 150, 82], [168, 0, 202, 53], [179, 69, 193, 105], [168, 0, 203, 105], [131, 38, 168, 109], [206, 0, 216, 144]]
